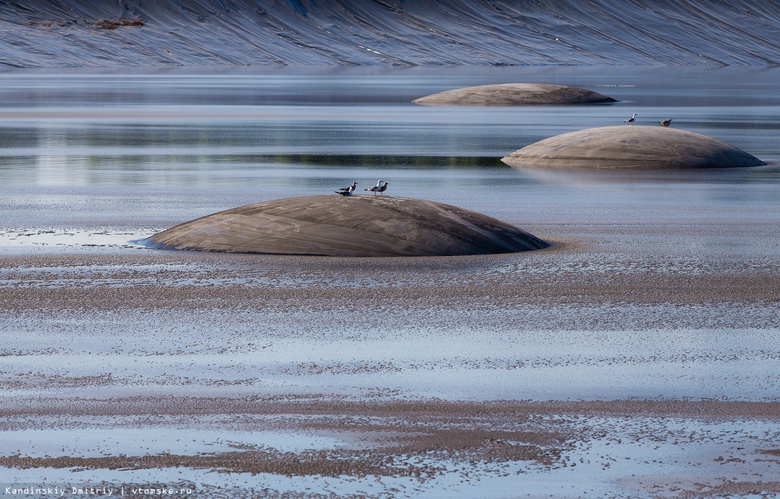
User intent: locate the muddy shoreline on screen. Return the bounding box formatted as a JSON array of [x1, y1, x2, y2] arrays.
[[2, 239, 779, 495], [1, 395, 779, 497]]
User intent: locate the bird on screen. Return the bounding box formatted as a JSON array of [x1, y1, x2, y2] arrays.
[[377, 181, 388, 195], [364, 179, 383, 195], [336, 181, 357, 196], [624, 113, 637, 124], [658, 118, 672, 127]]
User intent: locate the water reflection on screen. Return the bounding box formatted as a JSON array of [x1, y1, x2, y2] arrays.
[[0, 67, 778, 230]]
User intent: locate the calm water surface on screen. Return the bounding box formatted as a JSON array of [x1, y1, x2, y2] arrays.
[[0, 66, 778, 238]]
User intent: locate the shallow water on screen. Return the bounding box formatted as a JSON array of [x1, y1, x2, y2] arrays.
[[1, 66, 779, 233]]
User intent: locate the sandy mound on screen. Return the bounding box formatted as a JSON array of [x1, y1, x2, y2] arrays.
[[501, 126, 766, 169], [146, 195, 548, 257], [413, 83, 616, 106]]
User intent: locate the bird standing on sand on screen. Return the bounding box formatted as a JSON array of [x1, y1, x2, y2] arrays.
[[624, 113, 637, 124], [658, 118, 672, 127], [336, 181, 357, 196], [364, 179, 383, 195], [377, 181, 388, 195]]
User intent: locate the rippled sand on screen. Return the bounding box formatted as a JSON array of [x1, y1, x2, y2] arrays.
[[1, 216, 779, 497], [2, 1, 778, 67]]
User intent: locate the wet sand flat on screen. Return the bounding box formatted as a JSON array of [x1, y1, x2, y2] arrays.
[[1, 217, 779, 497], [1, 397, 780, 497]]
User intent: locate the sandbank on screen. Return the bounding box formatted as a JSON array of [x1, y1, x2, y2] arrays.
[[413, 83, 616, 106], [148, 195, 548, 256], [502, 125, 766, 169]]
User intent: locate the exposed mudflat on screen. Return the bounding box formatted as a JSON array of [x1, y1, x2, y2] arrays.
[[2, 213, 780, 496], [2, 396, 780, 497]]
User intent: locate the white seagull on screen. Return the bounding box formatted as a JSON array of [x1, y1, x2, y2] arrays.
[[364, 179, 383, 195], [336, 181, 357, 196], [624, 113, 637, 124], [658, 118, 672, 127], [377, 181, 388, 195]]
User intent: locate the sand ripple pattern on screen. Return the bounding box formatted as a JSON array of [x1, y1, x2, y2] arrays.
[[2, 0, 779, 67]]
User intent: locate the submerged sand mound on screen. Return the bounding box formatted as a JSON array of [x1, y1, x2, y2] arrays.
[[147, 195, 548, 257], [413, 83, 616, 106], [501, 126, 766, 169]]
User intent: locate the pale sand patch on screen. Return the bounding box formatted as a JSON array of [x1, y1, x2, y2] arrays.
[[413, 83, 616, 106], [502, 126, 766, 169]]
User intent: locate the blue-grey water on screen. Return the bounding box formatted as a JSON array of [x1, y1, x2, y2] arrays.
[[1, 66, 779, 239]]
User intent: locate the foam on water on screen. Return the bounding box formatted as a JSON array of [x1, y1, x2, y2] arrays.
[[0, 228, 154, 255]]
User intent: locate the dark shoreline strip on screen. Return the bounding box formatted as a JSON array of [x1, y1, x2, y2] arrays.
[[2, 397, 779, 419]]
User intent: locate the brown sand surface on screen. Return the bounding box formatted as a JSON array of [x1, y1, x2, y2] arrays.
[[412, 83, 616, 106], [148, 195, 549, 256], [1, 221, 779, 496], [0, 395, 779, 496], [501, 126, 766, 169]]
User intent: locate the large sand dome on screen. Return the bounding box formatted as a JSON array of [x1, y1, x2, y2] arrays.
[[146, 195, 548, 257], [413, 83, 616, 106], [501, 126, 766, 169]]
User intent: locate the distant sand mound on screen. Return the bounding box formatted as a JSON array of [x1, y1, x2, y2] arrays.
[[501, 126, 766, 169], [413, 84, 616, 106], [147, 195, 548, 257]]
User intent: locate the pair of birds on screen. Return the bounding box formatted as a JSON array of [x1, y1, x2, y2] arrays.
[[336, 179, 389, 196], [625, 113, 673, 127]]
